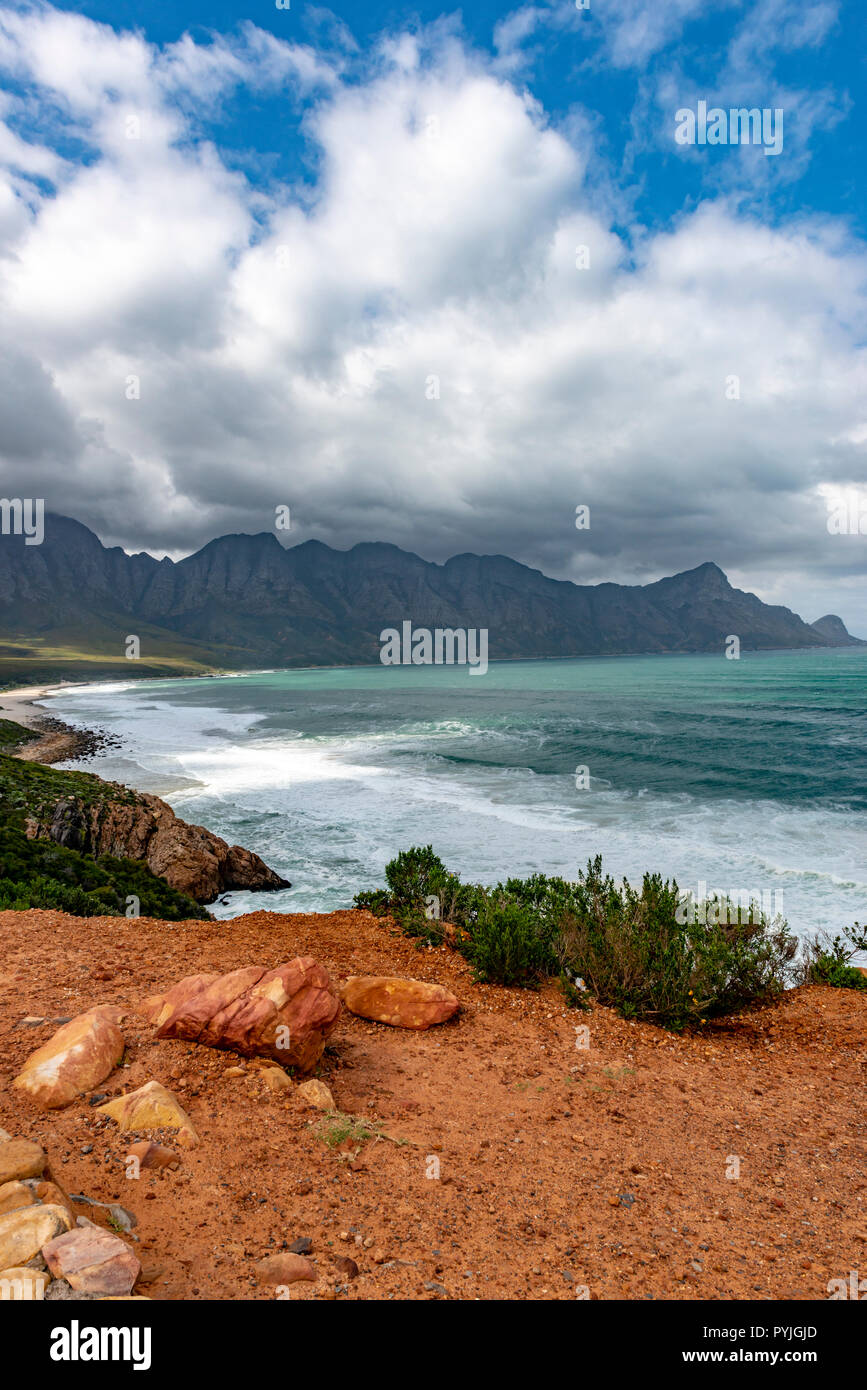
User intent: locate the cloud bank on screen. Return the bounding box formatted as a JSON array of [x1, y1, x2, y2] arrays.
[[0, 2, 864, 626]]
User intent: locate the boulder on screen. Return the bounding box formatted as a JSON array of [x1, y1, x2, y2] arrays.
[[0, 1138, 46, 1185], [140, 958, 340, 1072], [42, 1226, 140, 1296], [0, 1203, 73, 1269], [98, 1080, 199, 1146], [12, 1006, 125, 1109], [341, 976, 459, 1030]]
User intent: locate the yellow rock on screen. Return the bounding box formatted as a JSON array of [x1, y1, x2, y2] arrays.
[[259, 1067, 292, 1093], [297, 1079, 335, 1110], [13, 1007, 125, 1109], [0, 1203, 73, 1270], [0, 1265, 50, 1300], [341, 976, 459, 1030], [0, 1138, 46, 1185], [97, 1080, 199, 1146], [0, 1181, 37, 1216]]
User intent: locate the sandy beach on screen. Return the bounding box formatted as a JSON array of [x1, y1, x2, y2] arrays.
[[0, 683, 113, 763], [0, 684, 67, 728]]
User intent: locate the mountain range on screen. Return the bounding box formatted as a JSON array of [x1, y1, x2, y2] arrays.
[[0, 514, 862, 679]]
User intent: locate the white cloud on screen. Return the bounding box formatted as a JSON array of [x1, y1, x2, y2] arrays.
[[0, 3, 864, 627]]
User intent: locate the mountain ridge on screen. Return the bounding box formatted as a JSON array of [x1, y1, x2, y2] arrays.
[[0, 514, 862, 677]]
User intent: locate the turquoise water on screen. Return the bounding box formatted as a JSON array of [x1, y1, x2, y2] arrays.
[[48, 647, 866, 939]]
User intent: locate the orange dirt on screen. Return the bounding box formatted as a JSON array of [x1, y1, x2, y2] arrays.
[[0, 906, 864, 1301]]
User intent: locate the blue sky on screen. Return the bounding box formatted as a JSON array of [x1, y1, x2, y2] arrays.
[[47, 0, 867, 232], [0, 0, 865, 626]]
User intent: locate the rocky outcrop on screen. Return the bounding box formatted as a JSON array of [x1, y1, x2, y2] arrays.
[[809, 614, 866, 646], [140, 959, 341, 1072], [341, 976, 459, 1029], [24, 789, 289, 904], [13, 1006, 125, 1109]]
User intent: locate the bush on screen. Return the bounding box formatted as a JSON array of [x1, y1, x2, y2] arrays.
[[355, 847, 800, 1029], [803, 923, 867, 991], [552, 857, 797, 1029], [384, 845, 454, 911], [353, 889, 391, 917], [462, 896, 555, 987]]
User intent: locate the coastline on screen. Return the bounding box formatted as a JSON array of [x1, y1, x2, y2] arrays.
[[0, 683, 120, 764], [0, 683, 68, 728]]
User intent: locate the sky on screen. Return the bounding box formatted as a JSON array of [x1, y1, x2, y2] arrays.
[[0, 0, 865, 628]]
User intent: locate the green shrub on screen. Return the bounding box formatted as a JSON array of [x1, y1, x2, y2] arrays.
[[0, 823, 209, 920], [804, 924, 867, 991], [353, 888, 391, 916], [355, 847, 800, 1029], [462, 896, 555, 986], [384, 845, 454, 910], [553, 857, 797, 1029], [0, 718, 38, 749]]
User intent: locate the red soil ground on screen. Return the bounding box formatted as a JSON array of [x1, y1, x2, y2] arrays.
[[1, 905, 864, 1301]]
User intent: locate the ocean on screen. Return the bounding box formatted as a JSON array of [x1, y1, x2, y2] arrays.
[[45, 647, 866, 941]]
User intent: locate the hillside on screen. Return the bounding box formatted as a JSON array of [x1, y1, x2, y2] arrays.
[[0, 748, 289, 911], [0, 903, 864, 1300], [0, 514, 861, 684]]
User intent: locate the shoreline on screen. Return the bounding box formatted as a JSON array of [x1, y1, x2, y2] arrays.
[[0, 683, 120, 764], [0, 683, 70, 728]]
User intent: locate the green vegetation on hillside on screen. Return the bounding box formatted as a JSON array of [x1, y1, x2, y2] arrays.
[[0, 750, 142, 814], [0, 718, 38, 749], [355, 845, 801, 1030], [0, 622, 229, 690], [0, 747, 208, 920]]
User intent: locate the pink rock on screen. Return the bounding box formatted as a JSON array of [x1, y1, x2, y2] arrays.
[[140, 958, 340, 1072], [42, 1225, 141, 1296]]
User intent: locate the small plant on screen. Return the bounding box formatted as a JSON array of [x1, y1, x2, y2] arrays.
[[352, 889, 391, 916], [315, 1111, 413, 1150], [803, 923, 867, 991]]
